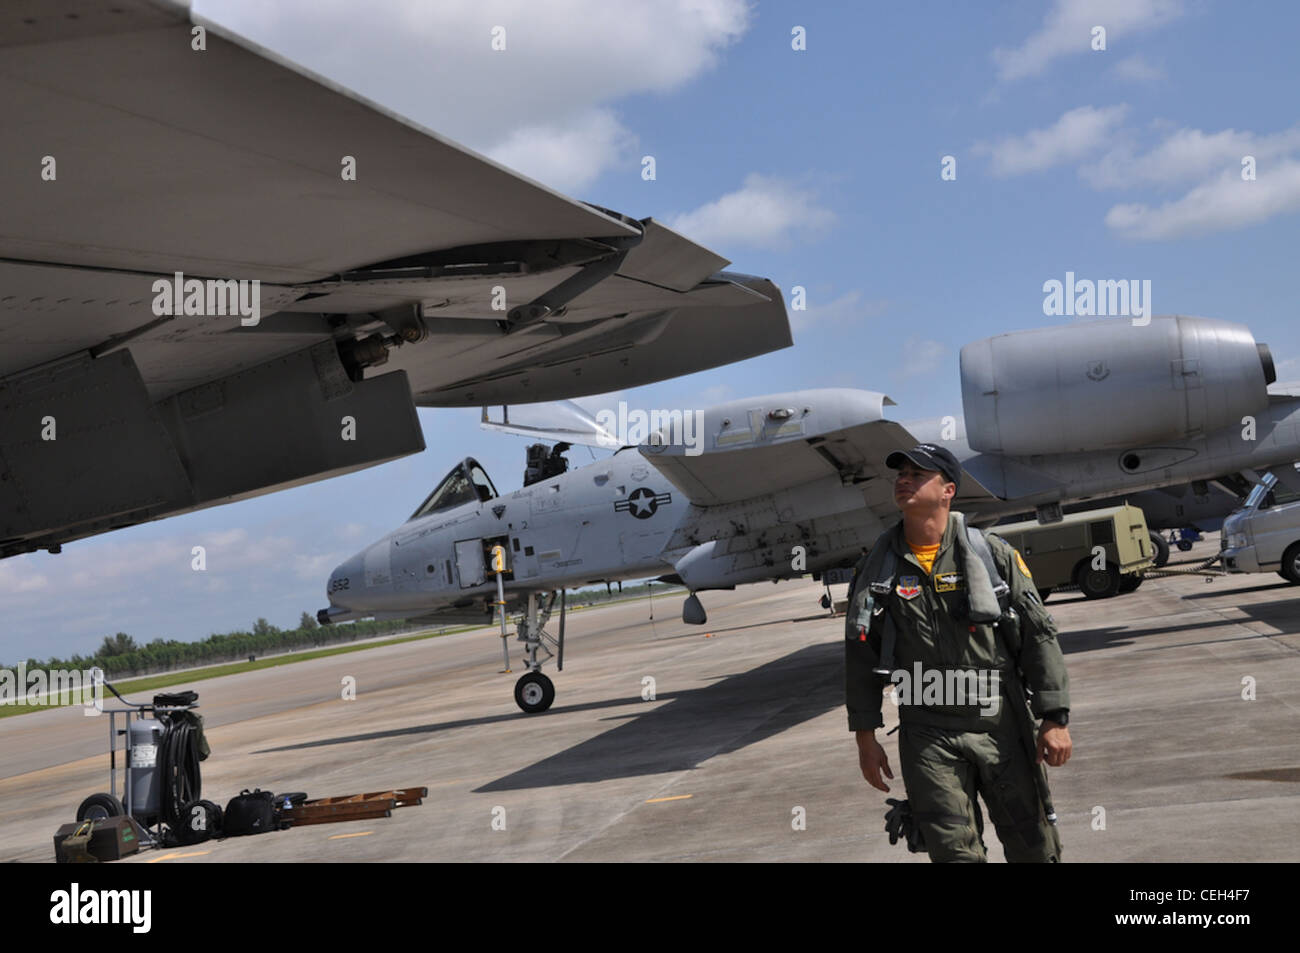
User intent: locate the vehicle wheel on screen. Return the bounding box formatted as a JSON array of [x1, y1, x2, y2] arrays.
[[1281, 543, 1300, 584], [77, 792, 125, 822], [1118, 574, 1143, 594], [514, 672, 555, 714], [1037, 588, 1053, 603], [1075, 561, 1121, 599], [819, 594, 832, 610], [1149, 532, 1170, 568], [1176, 538, 1193, 552]]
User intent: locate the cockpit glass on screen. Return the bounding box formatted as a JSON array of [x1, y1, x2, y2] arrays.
[[409, 458, 498, 520]]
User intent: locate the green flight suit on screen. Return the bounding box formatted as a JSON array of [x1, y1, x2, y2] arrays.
[[844, 511, 1070, 862]]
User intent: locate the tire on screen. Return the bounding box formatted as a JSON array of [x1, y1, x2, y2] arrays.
[[1177, 538, 1193, 552], [1037, 588, 1053, 603], [1149, 532, 1170, 568], [514, 672, 555, 714], [77, 792, 125, 822], [1281, 542, 1300, 584], [1075, 560, 1121, 599], [1118, 574, 1143, 594]]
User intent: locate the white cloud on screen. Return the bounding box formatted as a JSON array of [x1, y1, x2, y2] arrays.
[[1112, 54, 1165, 83], [992, 0, 1185, 83], [976, 105, 1129, 177], [0, 526, 339, 662], [897, 338, 947, 381], [695, 384, 733, 406], [292, 551, 344, 583], [667, 173, 836, 251], [790, 290, 889, 332], [979, 108, 1300, 239], [1082, 125, 1300, 190], [195, 0, 751, 194], [1105, 159, 1300, 240], [0, 559, 51, 594], [487, 108, 636, 194]]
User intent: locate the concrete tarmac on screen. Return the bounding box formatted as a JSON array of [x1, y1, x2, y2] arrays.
[[3, 541, 1298, 862]]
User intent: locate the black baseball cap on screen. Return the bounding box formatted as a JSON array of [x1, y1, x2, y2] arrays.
[[886, 443, 962, 491]]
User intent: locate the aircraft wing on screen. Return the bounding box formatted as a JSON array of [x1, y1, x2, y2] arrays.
[[638, 389, 1000, 521], [0, 1, 790, 558]]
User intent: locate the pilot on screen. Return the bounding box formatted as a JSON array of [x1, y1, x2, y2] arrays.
[[844, 444, 1072, 862]]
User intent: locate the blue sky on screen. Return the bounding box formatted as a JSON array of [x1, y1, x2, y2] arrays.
[[5, 0, 1300, 662]]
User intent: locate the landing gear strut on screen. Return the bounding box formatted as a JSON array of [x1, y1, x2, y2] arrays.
[[512, 590, 565, 713]]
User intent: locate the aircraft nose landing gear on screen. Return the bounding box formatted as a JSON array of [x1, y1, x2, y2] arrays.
[[511, 590, 565, 713], [514, 672, 555, 714]]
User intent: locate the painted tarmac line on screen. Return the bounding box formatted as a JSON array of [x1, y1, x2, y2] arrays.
[[147, 850, 211, 863]]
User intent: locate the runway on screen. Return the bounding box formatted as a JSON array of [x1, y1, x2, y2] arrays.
[[3, 542, 1299, 862]]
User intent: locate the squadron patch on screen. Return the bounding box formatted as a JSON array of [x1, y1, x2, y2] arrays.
[[896, 576, 921, 600], [1014, 550, 1034, 580], [935, 571, 963, 593]]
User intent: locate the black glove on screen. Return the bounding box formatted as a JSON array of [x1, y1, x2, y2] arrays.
[[883, 797, 926, 853]]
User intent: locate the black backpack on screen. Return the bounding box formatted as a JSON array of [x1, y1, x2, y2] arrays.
[[222, 789, 280, 836]]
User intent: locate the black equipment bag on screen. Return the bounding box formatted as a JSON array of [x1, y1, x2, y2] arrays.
[[223, 789, 278, 836], [153, 690, 198, 708], [176, 799, 224, 844]]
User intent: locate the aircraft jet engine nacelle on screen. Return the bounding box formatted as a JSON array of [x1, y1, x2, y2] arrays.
[[960, 316, 1275, 456]]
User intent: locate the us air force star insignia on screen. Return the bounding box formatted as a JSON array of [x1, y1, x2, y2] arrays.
[[1014, 550, 1034, 579], [896, 576, 921, 600], [614, 486, 672, 520]]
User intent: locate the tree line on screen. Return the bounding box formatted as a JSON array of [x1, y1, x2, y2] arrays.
[[9, 581, 683, 680], [7, 612, 416, 679]]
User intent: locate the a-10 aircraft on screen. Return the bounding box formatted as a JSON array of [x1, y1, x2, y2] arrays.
[[320, 314, 1300, 713]]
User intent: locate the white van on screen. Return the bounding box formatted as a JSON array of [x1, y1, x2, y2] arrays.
[[1220, 469, 1300, 582]]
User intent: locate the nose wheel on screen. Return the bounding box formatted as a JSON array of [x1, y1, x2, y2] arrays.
[[514, 672, 555, 714]]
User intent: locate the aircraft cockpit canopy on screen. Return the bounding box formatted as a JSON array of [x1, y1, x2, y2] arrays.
[[409, 458, 498, 520]]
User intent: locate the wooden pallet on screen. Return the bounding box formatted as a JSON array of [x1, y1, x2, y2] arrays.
[[283, 787, 427, 827]]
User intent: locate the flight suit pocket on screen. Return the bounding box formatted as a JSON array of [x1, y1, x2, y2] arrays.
[[983, 757, 1046, 854]]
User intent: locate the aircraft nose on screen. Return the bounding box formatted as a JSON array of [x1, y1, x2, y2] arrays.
[[326, 553, 363, 607]]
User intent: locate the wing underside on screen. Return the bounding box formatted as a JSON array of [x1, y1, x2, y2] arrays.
[[0, 1, 790, 557]]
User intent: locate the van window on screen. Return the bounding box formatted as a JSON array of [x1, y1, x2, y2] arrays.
[[1260, 484, 1300, 510]]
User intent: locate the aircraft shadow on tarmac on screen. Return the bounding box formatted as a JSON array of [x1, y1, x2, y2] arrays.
[[1180, 580, 1294, 600], [1057, 595, 1300, 656], [256, 642, 845, 791], [474, 641, 843, 792], [648, 614, 835, 642]]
